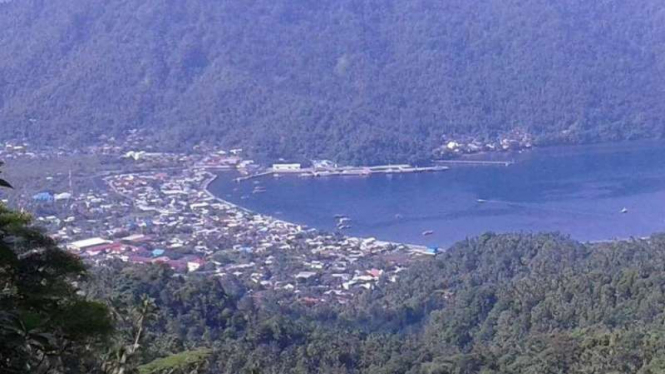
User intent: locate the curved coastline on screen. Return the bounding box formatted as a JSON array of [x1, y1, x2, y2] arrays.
[[202, 170, 427, 250], [203, 142, 665, 247], [202, 172, 295, 227]]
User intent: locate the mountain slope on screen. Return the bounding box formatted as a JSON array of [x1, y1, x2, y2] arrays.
[[1, 0, 664, 163], [87, 233, 665, 373]]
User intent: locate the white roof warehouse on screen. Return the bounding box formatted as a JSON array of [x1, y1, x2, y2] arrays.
[[67, 237, 112, 251]]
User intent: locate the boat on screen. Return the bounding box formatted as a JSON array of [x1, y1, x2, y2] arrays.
[[337, 225, 352, 230], [477, 199, 487, 203], [252, 186, 266, 194], [621, 207, 629, 214], [338, 217, 352, 224], [422, 230, 434, 236]]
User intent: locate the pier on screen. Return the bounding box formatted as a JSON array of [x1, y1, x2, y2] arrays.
[[234, 171, 274, 182], [235, 164, 449, 182], [307, 165, 449, 177], [436, 160, 514, 167]]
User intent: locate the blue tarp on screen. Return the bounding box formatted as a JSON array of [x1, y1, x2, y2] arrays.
[[33, 192, 54, 202]]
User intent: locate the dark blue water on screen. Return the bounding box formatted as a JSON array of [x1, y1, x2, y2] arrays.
[[210, 142, 665, 247]]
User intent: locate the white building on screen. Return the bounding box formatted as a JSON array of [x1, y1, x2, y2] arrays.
[[272, 163, 302, 172], [67, 237, 112, 251], [187, 261, 203, 272], [54, 192, 72, 201]]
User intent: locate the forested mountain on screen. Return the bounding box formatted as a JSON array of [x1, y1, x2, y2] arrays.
[[1, 0, 664, 163], [84, 233, 665, 373]]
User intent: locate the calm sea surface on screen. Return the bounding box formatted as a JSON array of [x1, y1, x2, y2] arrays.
[[209, 142, 665, 247]]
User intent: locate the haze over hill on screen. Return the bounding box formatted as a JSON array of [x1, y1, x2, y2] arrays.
[[1, 0, 664, 163]]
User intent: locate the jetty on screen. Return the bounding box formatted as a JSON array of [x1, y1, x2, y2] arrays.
[[436, 160, 514, 167]]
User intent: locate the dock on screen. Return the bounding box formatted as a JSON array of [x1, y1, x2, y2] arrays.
[[436, 160, 514, 167], [234, 171, 274, 182], [235, 164, 449, 182], [306, 165, 449, 177]]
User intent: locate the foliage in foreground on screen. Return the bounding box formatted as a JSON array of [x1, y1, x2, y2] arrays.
[[0, 203, 114, 373]]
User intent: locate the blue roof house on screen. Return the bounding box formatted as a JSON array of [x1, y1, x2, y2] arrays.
[[152, 249, 166, 257], [33, 192, 54, 203]]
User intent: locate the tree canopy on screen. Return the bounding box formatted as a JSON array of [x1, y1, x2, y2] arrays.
[[0, 200, 113, 373], [81, 232, 665, 374]]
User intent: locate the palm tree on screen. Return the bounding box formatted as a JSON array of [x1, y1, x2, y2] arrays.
[[102, 295, 159, 374]]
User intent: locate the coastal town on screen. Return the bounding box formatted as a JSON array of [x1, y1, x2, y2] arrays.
[[0, 133, 446, 305]]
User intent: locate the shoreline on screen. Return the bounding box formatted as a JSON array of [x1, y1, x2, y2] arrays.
[[201, 141, 665, 248], [201, 171, 299, 228], [204, 170, 656, 249], [202, 170, 431, 252]]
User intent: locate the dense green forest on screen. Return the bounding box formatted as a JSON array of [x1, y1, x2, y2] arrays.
[[79, 232, 665, 374], [1, 0, 664, 163], [8, 198, 665, 373]]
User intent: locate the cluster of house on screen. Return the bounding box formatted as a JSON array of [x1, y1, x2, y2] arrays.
[[43, 163, 433, 303], [67, 236, 205, 272], [0, 142, 52, 160], [3, 136, 437, 304], [435, 131, 534, 157], [2, 130, 154, 161]]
